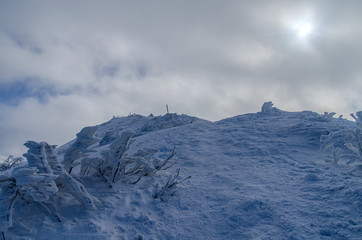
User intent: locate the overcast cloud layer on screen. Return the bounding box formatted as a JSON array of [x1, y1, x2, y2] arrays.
[[0, 0, 361, 156]]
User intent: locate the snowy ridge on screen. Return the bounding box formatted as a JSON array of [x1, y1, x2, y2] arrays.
[[1, 105, 362, 239]]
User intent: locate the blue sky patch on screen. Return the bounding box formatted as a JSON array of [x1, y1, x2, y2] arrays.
[[94, 63, 120, 79], [0, 79, 57, 106], [136, 64, 147, 80]]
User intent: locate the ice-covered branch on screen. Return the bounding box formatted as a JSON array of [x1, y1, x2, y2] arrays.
[[111, 131, 134, 183], [153, 169, 191, 201], [153, 147, 176, 171], [0, 156, 23, 172]]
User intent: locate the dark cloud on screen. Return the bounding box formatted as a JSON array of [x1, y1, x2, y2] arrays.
[[0, 0, 361, 155]]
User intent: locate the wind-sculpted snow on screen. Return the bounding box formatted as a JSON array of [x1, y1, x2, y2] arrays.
[[2, 106, 362, 239]]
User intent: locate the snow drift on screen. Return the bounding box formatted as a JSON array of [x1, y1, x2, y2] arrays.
[[1, 103, 362, 239]]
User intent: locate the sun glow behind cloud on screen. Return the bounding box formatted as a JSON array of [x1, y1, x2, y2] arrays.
[[279, 5, 316, 41], [294, 22, 313, 37]]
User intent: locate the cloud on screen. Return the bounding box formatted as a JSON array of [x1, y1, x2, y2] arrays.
[[0, 0, 361, 156]]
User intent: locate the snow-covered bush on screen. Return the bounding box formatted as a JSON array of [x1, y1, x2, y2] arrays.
[[0, 166, 61, 239], [79, 131, 177, 187], [0, 175, 18, 239], [24, 141, 99, 208], [63, 126, 99, 173], [153, 168, 191, 201], [0, 155, 23, 172], [0, 141, 99, 238], [320, 111, 362, 164], [351, 111, 362, 129]]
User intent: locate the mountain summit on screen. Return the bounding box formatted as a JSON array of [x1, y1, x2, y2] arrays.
[[1, 103, 362, 239]]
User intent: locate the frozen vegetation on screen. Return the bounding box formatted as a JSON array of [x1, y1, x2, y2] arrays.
[[1, 103, 362, 239]]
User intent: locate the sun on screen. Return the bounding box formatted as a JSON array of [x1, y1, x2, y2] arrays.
[[297, 23, 313, 36], [293, 22, 314, 37]]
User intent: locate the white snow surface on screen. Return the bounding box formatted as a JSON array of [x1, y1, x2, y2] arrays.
[[4, 110, 362, 239]]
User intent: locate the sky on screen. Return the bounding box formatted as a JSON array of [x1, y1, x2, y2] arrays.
[[0, 0, 361, 156]]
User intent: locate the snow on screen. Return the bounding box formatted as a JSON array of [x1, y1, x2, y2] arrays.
[[0, 155, 7, 164], [2, 106, 362, 239]]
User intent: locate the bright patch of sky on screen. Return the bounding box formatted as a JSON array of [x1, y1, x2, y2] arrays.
[[294, 22, 313, 37]]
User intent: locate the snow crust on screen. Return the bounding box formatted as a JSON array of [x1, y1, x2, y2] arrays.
[[2, 108, 362, 239]]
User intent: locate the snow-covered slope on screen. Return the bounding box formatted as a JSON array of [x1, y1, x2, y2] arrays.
[[2, 106, 362, 239]]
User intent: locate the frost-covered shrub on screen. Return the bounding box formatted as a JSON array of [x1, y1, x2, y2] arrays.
[[153, 169, 191, 201], [63, 126, 99, 173], [23, 141, 99, 208], [351, 111, 362, 129], [321, 129, 362, 164], [0, 175, 18, 238], [320, 111, 362, 164], [0, 166, 60, 238], [80, 131, 177, 187], [0, 155, 23, 172], [0, 141, 99, 238]]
